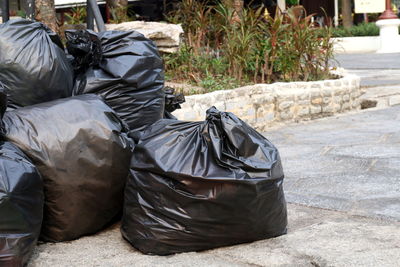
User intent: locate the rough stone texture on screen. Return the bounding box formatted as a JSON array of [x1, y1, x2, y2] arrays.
[[173, 74, 362, 132], [106, 21, 183, 53]]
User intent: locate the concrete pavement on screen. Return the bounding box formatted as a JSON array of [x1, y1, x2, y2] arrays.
[[334, 53, 400, 87], [30, 106, 400, 267], [267, 106, 400, 221], [334, 53, 400, 109]]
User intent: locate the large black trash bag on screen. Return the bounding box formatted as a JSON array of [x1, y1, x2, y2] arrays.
[[0, 19, 74, 108], [0, 142, 44, 266], [0, 82, 8, 129], [121, 107, 288, 255], [3, 95, 133, 242], [66, 30, 165, 133], [0, 86, 44, 266]]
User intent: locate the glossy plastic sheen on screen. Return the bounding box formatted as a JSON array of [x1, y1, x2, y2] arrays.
[[164, 87, 185, 119], [121, 107, 288, 255], [0, 142, 44, 266], [3, 95, 132, 242], [0, 19, 74, 108], [67, 30, 165, 132]]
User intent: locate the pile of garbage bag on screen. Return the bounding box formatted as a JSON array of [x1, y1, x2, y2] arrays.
[[0, 18, 287, 264]]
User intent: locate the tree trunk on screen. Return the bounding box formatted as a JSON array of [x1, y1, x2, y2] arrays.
[[341, 0, 353, 28], [35, 0, 58, 33], [106, 0, 128, 21]]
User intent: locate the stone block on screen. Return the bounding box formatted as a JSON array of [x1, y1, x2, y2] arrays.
[[247, 108, 256, 117], [183, 111, 198, 121], [389, 95, 400, 106], [297, 100, 311, 106], [334, 80, 342, 87], [311, 83, 322, 89], [280, 111, 294, 120], [311, 98, 323, 105], [225, 101, 243, 111], [322, 105, 335, 113], [342, 102, 351, 110], [279, 101, 294, 111], [310, 105, 322, 114], [322, 89, 333, 97], [352, 99, 360, 108], [213, 101, 226, 111], [297, 106, 310, 117], [323, 97, 332, 104]]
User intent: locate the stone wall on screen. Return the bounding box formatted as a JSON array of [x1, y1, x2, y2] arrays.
[[172, 74, 362, 131]]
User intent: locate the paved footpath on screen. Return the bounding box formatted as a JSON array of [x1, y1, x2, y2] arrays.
[[334, 53, 400, 108], [30, 107, 400, 267], [334, 53, 400, 87]]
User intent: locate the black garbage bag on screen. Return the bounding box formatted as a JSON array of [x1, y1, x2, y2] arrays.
[[0, 82, 7, 117], [0, 19, 74, 108], [66, 30, 165, 133], [121, 107, 287, 255], [163, 86, 185, 119], [0, 82, 8, 130], [65, 29, 102, 73], [0, 142, 44, 266], [3, 95, 133, 242]]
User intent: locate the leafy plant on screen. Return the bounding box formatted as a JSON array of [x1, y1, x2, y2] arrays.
[[331, 23, 380, 37], [164, 0, 335, 93], [286, 0, 299, 6], [65, 6, 86, 25], [109, 4, 136, 23], [16, 10, 27, 18]]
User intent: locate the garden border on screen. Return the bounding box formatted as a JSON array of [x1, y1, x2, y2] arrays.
[[173, 73, 362, 131]]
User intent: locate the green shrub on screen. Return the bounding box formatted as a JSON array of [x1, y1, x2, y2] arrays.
[[164, 0, 334, 93], [331, 23, 380, 37], [65, 6, 86, 25], [286, 0, 299, 5]]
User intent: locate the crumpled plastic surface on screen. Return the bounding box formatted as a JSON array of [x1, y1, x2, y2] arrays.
[[66, 30, 165, 133], [163, 86, 185, 119], [3, 94, 133, 242], [0, 19, 74, 108], [0, 141, 44, 266], [65, 29, 102, 73], [121, 107, 288, 255]]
